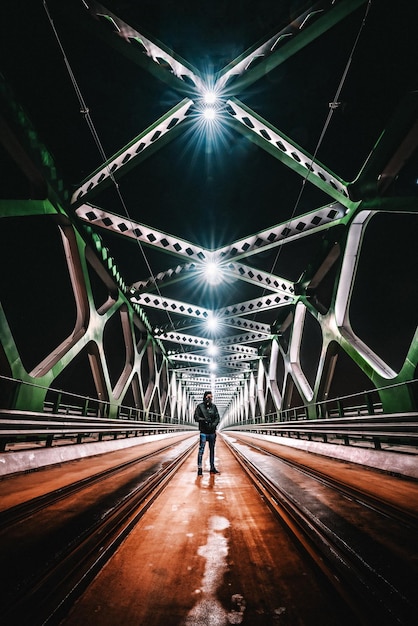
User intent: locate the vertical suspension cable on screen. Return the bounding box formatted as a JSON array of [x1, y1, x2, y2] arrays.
[[43, 0, 183, 342], [267, 0, 372, 279]]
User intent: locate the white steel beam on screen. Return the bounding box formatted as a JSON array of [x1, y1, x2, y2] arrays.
[[218, 331, 272, 346], [71, 99, 194, 205], [169, 354, 211, 365], [217, 293, 293, 319], [83, 1, 205, 92], [75, 203, 209, 263], [220, 344, 258, 356], [225, 98, 353, 207], [130, 293, 211, 321], [76, 204, 296, 294], [216, 0, 367, 94], [222, 262, 294, 296], [155, 332, 212, 349], [217, 203, 347, 262]]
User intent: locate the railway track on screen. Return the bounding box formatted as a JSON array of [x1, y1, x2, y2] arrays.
[[2, 431, 417, 625], [0, 436, 195, 529], [0, 435, 196, 626], [223, 433, 418, 625]]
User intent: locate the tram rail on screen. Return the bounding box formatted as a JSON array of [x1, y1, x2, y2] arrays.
[[222, 433, 418, 625], [0, 436, 195, 529], [1, 435, 196, 626], [229, 434, 418, 528], [1, 432, 417, 625]]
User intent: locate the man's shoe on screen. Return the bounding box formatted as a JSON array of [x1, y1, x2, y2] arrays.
[[197, 468, 203, 476], [210, 468, 220, 474]]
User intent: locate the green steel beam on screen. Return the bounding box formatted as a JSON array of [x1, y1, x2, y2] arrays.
[[216, 0, 368, 95], [71, 98, 194, 206], [349, 91, 418, 199], [55, 0, 205, 97], [0, 199, 58, 218], [0, 75, 69, 204], [225, 98, 356, 209]]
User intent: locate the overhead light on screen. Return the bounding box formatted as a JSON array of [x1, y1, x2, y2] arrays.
[[208, 344, 218, 356], [206, 313, 219, 331], [203, 258, 224, 285], [203, 107, 216, 121], [203, 90, 218, 105]]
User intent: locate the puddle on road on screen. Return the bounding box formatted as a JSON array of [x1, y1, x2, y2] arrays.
[[183, 515, 246, 625]]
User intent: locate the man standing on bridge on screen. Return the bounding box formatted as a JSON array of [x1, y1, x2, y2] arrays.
[[194, 391, 220, 476]]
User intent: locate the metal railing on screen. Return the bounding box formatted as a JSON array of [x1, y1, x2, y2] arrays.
[[224, 380, 418, 452], [226, 412, 418, 451], [0, 376, 195, 452], [0, 408, 193, 452]]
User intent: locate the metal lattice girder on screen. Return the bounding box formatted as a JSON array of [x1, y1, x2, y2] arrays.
[[76, 204, 296, 294], [226, 98, 354, 207], [217, 202, 347, 262], [218, 361, 253, 372], [218, 319, 271, 336], [169, 353, 211, 365], [132, 292, 291, 325], [130, 263, 198, 293], [175, 367, 211, 377], [182, 375, 245, 386], [219, 331, 272, 346], [222, 262, 294, 295], [133, 260, 294, 297], [71, 99, 194, 205], [171, 352, 255, 369], [220, 352, 259, 364], [157, 319, 205, 334], [157, 316, 270, 337], [220, 344, 258, 356], [133, 260, 294, 296], [130, 293, 211, 320], [180, 375, 245, 405], [216, 0, 367, 94], [76, 204, 209, 263], [81, 0, 205, 94], [217, 293, 293, 320], [133, 261, 294, 296], [154, 331, 212, 349]]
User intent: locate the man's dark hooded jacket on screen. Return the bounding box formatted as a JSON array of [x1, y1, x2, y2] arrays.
[[194, 393, 220, 434]]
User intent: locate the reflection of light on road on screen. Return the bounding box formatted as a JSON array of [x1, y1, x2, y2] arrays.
[[184, 516, 246, 625], [199, 516, 229, 593]]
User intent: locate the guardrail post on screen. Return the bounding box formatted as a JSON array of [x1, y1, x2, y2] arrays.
[[364, 392, 375, 415], [83, 398, 89, 416], [318, 401, 328, 419], [46, 435, 53, 447], [53, 393, 62, 414], [337, 400, 344, 417]]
